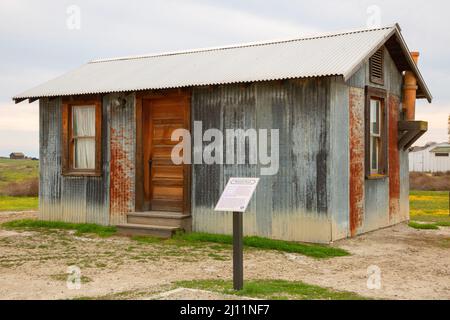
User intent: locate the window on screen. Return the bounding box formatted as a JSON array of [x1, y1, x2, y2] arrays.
[[370, 48, 384, 85], [62, 99, 102, 176], [435, 153, 449, 157], [365, 87, 387, 178], [72, 106, 96, 169]]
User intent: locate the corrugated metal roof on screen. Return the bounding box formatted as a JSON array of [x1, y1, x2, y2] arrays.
[[13, 24, 432, 102], [431, 144, 450, 153]]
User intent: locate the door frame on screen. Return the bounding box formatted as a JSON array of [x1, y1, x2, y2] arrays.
[[135, 89, 191, 214]]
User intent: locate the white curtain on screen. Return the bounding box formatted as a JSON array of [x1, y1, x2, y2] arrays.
[[73, 106, 96, 169]]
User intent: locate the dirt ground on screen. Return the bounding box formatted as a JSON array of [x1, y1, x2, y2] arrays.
[[0, 211, 449, 300]]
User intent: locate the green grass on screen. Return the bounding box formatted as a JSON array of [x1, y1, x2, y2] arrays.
[[175, 279, 366, 300], [436, 221, 450, 227], [2, 219, 117, 238], [408, 221, 439, 230], [135, 232, 350, 259], [409, 190, 450, 229], [0, 159, 38, 189], [3, 218, 348, 258], [410, 190, 449, 221], [0, 195, 38, 212]]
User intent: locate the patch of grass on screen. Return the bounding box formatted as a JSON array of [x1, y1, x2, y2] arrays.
[[50, 273, 92, 284], [172, 232, 349, 259], [411, 214, 450, 224], [0, 195, 38, 212], [2, 219, 117, 238], [207, 253, 228, 261], [0, 159, 39, 185], [0, 159, 39, 197], [408, 222, 439, 230], [439, 238, 450, 248], [176, 279, 366, 300], [131, 232, 349, 259], [410, 190, 449, 223], [132, 235, 161, 244]]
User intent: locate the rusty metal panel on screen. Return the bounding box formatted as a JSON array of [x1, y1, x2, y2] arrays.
[[192, 79, 332, 243], [399, 150, 410, 221], [349, 87, 365, 237], [39, 97, 110, 225], [388, 94, 401, 222], [108, 93, 136, 225], [347, 44, 407, 235]]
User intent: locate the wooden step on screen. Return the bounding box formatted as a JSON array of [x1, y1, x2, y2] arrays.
[[150, 199, 183, 212], [116, 223, 179, 238], [127, 211, 191, 230]]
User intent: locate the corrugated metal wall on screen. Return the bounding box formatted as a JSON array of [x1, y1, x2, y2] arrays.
[[39, 97, 110, 225], [329, 77, 350, 240], [39, 93, 136, 226], [191, 79, 333, 243], [107, 93, 136, 225], [348, 86, 365, 236], [347, 46, 408, 234]]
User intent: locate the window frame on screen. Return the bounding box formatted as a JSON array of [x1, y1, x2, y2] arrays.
[[62, 97, 102, 177], [365, 86, 388, 179]]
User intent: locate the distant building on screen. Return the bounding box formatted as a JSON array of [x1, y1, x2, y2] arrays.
[[409, 142, 450, 172], [9, 152, 25, 160]]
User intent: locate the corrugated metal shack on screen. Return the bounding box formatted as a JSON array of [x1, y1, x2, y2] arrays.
[[14, 24, 432, 243]]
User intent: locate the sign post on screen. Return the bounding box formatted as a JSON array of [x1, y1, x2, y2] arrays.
[[233, 211, 243, 290], [215, 177, 259, 291]]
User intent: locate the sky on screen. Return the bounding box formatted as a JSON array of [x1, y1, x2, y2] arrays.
[[0, 0, 449, 157]]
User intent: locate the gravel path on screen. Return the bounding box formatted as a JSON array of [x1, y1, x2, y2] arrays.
[[0, 212, 448, 300]]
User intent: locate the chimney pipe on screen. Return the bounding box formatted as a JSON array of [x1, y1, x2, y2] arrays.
[[403, 52, 420, 120]]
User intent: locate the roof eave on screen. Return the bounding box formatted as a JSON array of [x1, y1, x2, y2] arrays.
[[393, 27, 433, 103], [344, 25, 432, 103]]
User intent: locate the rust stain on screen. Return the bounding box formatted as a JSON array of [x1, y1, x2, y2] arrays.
[[349, 87, 365, 237], [110, 123, 134, 224], [388, 94, 400, 220]]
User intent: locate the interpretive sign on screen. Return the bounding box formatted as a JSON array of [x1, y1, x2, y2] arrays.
[[214, 177, 259, 290], [214, 178, 260, 213]]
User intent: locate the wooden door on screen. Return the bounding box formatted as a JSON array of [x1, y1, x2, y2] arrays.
[[143, 95, 190, 213]]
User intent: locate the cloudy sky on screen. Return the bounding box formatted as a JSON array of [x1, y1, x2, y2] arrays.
[[1, 0, 449, 157]]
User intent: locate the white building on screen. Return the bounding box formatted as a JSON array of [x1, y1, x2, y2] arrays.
[[409, 142, 450, 172]]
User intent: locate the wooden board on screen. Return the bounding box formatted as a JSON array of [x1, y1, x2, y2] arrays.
[[142, 95, 190, 213]]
